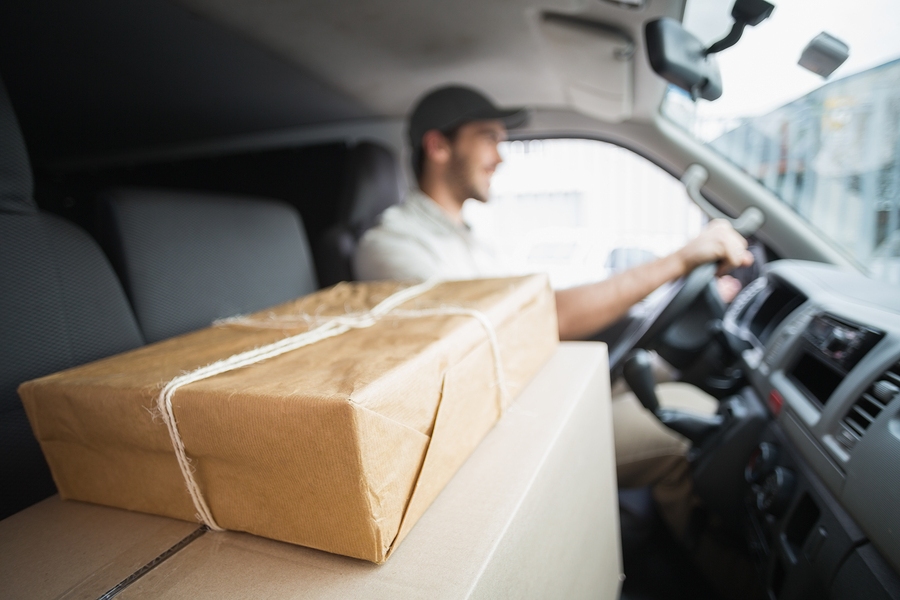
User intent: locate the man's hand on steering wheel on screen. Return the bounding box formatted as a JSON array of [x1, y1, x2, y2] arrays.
[[675, 219, 755, 278], [608, 220, 754, 370]]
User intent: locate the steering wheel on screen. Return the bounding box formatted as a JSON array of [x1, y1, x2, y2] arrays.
[[608, 262, 718, 372]]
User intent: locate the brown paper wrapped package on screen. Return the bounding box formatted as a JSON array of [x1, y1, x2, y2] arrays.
[[19, 275, 559, 563]]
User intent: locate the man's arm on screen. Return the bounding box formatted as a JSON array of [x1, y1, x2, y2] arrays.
[[555, 220, 754, 340]]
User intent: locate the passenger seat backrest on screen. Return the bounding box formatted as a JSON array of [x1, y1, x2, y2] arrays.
[[103, 189, 319, 343], [316, 141, 402, 287], [0, 76, 145, 520]]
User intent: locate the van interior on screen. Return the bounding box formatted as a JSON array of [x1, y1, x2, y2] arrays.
[[2, 0, 899, 598]]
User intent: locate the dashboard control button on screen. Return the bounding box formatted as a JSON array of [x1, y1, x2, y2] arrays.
[[768, 389, 784, 416], [756, 467, 796, 517], [873, 380, 899, 403], [745, 442, 778, 483], [837, 426, 859, 450]]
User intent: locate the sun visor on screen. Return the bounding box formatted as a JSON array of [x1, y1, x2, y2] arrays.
[[536, 13, 634, 123]]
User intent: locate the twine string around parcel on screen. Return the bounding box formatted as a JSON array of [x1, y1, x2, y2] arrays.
[[156, 280, 509, 531]]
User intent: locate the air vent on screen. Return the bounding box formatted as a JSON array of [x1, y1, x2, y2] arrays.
[[837, 360, 900, 451]]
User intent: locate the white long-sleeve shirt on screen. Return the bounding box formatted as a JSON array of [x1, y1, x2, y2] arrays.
[[353, 190, 507, 281]]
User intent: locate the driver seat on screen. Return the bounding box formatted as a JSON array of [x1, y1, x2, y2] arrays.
[[315, 141, 402, 287]]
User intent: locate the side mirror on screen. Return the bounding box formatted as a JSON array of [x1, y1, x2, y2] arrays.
[[645, 18, 723, 101]]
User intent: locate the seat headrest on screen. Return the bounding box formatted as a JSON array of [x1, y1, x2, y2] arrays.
[[338, 142, 402, 237], [0, 76, 35, 214]]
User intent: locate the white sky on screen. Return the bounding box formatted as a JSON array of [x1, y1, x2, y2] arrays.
[[683, 0, 900, 119]]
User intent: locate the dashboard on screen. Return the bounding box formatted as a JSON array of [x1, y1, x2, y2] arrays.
[[721, 260, 900, 598]]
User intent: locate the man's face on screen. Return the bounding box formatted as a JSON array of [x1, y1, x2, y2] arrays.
[[445, 120, 507, 203]]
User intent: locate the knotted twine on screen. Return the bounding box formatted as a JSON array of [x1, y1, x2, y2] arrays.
[[155, 279, 509, 531]]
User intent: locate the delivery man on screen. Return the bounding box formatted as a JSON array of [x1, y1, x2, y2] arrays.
[[354, 85, 754, 540]]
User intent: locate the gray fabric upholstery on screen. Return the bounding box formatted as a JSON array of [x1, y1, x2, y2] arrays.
[[104, 188, 319, 343], [339, 142, 403, 237], [0, 72, 144, 520], [0, 211, 144, 521], [0, 76, 35, 214], [316, 142, 402, 286]]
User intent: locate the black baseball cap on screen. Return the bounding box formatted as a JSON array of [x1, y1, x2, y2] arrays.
[[407, 85, 529, 156]]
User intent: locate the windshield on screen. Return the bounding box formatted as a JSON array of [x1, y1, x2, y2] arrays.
[[663, 0, 900, 284]]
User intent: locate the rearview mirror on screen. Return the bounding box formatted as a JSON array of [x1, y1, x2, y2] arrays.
[[645, 18, 722, 101]]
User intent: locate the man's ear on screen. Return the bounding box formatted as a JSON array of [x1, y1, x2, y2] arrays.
[[421, 129, 452, 166]]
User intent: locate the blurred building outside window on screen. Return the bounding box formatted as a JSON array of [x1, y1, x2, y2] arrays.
[[463, 138, 705, 290]]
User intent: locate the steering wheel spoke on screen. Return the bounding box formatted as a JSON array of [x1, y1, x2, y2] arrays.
[[609, 262, 718, 372]]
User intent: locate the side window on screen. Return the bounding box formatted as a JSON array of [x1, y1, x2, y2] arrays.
[[463, 138, 705, 289]]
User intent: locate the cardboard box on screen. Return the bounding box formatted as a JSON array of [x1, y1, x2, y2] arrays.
[[1, 343, 620, 600], [19, 276, 558, 563], [0, 495, 201, 600]]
